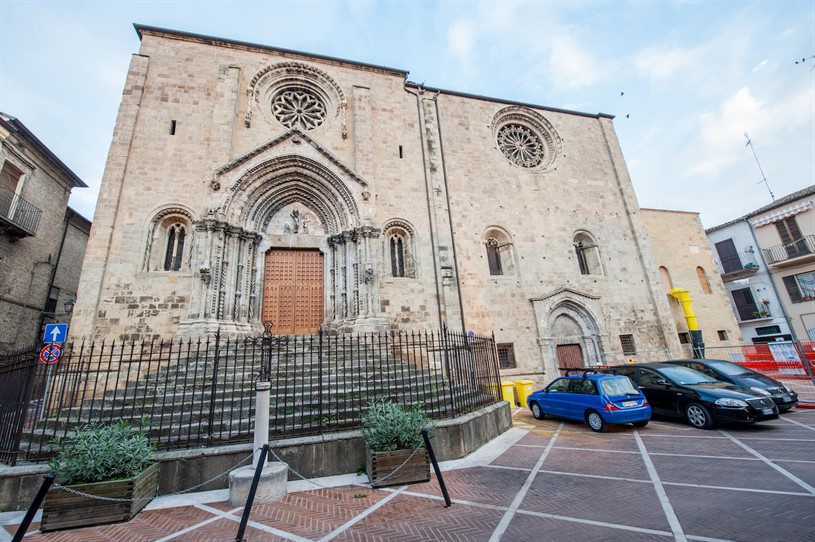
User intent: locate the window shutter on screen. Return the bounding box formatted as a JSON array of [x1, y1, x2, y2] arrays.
[[782, 275, 802, 302]]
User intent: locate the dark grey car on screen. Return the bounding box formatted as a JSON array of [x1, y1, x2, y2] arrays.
[[661, 359, 798, 412]]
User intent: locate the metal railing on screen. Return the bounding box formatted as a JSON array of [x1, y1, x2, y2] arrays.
[[0, 328, 501, 466], [761, 235, 815, 265], [0, 187, 41, 236], [714, 249, 759, 276]]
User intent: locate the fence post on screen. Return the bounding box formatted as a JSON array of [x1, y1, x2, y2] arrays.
[[206, 330, 222, 446]]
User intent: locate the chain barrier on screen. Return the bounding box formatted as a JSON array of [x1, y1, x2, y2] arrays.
[[267, 442, 425, 491], [50, 440, 427, 503], [50, 450, 256, 503]]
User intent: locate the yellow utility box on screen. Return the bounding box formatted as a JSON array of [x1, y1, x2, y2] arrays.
[[514, 380, 535, 407], [500, 381, 516, 405]]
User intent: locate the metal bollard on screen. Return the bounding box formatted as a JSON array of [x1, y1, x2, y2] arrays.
[[235, 444, 270, 542], [421, 429, 451, 507], [13, 473, 55, 542]]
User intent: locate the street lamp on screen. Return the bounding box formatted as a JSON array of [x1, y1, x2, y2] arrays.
[[63, 300, 75, 315]]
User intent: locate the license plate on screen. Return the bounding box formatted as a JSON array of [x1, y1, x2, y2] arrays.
[[779, 395, 790, 402], [762, 408, 774, 415], [622, 401, 637, 407]]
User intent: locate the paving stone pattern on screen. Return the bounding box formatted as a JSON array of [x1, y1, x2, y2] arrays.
[[3, 409, 814, 541]]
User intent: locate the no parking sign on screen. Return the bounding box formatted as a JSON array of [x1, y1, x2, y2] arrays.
[[39, 343, 62, 364]]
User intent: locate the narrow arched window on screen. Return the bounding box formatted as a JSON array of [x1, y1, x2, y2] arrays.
[[163, 224, 186, 271], [487, 238, 503, 275], [696, 266, 712, 294], [382, 222, 416, 278], [390, 234, 406, 277], [573, 231, 603, 276]]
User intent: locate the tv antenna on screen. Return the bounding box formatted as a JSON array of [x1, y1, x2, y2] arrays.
[[744, 132, 774, 201]]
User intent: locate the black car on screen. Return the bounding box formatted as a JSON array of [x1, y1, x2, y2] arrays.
[[661, 359, 798, 412], [602, 363, 779, 429]]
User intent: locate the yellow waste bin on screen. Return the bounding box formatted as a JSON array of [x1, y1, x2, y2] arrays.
[[500, 381, 516, 405], [515, 380, 535, 408]]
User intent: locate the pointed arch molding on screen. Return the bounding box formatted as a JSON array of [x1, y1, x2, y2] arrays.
[[531, 287, 606, 370], [212, 131, 368, 234]]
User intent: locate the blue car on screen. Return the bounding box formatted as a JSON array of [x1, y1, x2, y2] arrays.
[[526, 371, 651, 432]]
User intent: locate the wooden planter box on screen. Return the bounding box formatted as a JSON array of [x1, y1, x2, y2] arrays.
[[366, 447, 430, 488], [41, 462, 159, 532]]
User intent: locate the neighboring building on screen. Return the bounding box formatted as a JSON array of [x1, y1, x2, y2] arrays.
[[0, 113, 89, 353], [706, 186, 815, 344], [640, 209, 741, 353], [71, 25, 681, 381]]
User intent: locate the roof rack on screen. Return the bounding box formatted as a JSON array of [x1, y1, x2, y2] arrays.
[[561, 368, 602, 378]]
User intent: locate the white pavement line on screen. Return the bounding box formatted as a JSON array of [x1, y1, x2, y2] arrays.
[[488, 422, 563, 542], [318, 485, 407, 542], [554, 446, 640, 454], [737, 436, 815, 442], [195, 503, 314, 542], [152, 504, 245, 542], [663, 481, 815, 497], [634, 431, 687, 542], [440, 427, 529, 471], [778, 416, 815, 431], [720, 430, 815, 494]]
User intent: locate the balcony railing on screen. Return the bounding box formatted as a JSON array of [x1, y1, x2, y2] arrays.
[[0, 187, 41, 237], [715, 250, 759, 276], [762, 235, 815, 265]]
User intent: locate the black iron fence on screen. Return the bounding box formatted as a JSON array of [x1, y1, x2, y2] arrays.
[[0, 328, 501, 466]]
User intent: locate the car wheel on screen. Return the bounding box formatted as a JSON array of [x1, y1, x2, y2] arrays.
[[685, 402, 715, 429], [530, 402, 546, 420], [586, 410, 606, 432], [779, 407, 792, 413], [632, 420, 649, 428]]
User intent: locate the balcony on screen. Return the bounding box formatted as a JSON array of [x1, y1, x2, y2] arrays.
[[716, 250, 760, 278], [762, 235, 815, 267], [0, 187, 42, 239]]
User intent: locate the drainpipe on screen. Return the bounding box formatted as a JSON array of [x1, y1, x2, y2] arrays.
[[35, 208, 74, 343], [668, 287, 704, 359], [404, 81, 444, 331], [431, 94, 467, 335]]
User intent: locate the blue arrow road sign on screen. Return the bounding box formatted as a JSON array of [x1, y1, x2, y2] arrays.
[[43, 323, 68, 343]]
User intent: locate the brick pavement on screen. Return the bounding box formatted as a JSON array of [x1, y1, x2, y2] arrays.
[[3, 408, 813, 541]]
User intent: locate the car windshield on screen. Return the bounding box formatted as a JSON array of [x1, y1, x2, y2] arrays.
[[705, 360, 755, 377], [658, 365, 718, 384], [599, 377, 639, 396]]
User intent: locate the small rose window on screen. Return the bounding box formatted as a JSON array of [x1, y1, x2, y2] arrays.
[[497, 124, 544, 168], [272, 89, 327, 130]]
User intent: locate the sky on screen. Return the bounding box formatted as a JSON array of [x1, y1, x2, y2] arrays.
[[0, 0, 813, 229]]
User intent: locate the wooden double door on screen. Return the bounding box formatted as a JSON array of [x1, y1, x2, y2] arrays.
[[262, 249, 324, 335]]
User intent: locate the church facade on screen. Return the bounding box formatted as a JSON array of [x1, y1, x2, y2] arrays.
[[71, 25, 681, 380]]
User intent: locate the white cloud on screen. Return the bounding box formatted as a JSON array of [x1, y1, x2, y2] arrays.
[[690, 87, 767, 176], [635, 46, 700, 83], [752, 59, 768, 73], [547, 33, 601, 90], [447, 19, 477, 72]]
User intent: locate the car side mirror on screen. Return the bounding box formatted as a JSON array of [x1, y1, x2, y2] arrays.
[[657, 379, 668, 386]]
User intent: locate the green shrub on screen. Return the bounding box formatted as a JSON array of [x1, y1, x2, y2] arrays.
[[361, 399, 434, 452], [49, 420, 155, 485]]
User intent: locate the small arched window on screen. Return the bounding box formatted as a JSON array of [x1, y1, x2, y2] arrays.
[[484, 227, 516, 276], [382, 221, 416, 278], [696, 266, 712, 294], [164, 224, 186, 271], [659, 266, 673, 292], [144, 207, 193, 272], [573, 231, 603, 276]]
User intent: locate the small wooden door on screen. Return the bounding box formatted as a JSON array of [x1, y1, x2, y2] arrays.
[[556, 344, 584, 372], [263, 249, 324, 334]]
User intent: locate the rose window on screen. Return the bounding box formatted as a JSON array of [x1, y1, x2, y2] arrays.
[[497, 124, 545, 168], [272, 89, 327, 130]]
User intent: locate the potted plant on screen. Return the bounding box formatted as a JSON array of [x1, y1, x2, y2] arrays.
[[41, 420, 158, 532], [361, 399, 434, 488]]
